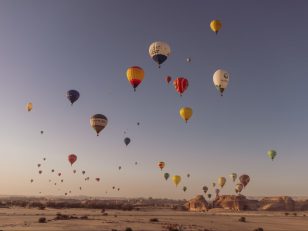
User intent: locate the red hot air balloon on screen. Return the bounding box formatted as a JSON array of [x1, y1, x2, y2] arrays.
[[173, 77, 189, 96], [165, 76, 172, 84], [68, 154, 77, 166], [96, 178, 100, 182]]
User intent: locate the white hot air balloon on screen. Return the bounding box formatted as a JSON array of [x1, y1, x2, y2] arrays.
[[213, 69, 230, 96], [149, 41, 171, 68]]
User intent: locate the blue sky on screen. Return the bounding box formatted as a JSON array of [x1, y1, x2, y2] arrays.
[[0, 0, 308, 199]]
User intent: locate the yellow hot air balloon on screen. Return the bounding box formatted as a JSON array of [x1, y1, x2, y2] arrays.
[[126, 66, 145, 91], [217, 177, 226, 188], [26, 102, 33, 112], [210, 20, 222, 34], [172, 175, 181, 187], [179, 107, 192, 123]]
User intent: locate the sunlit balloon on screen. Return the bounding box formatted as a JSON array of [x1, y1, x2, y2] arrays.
[[179, 107, 193, 123], [235, 183, 244, 194], [126, 66, 145, 91], [90, 114, 108, 136], [267, 149, 277, 161], [210, 20, 222, 34], [213, 69, 230, 96], [218, 177, 226, 188], [229, 173, 237, 182], [26, 102, 33, 112], [173, 77, 189, 96], [186, 57, 191, 63], [149, 41, 171, 68], [172, 175, 181, 187]]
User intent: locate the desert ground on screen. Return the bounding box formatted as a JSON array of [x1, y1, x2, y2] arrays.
[[0, 207, 308, 231]]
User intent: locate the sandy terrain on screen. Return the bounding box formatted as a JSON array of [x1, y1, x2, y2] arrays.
[[0, 207, 308, 231]]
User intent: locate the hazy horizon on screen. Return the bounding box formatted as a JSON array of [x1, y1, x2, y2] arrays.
[[1, 0, 308, 199]]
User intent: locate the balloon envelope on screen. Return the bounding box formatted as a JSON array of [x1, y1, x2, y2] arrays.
[[126, 66, 144, 91], [218, 177, 226, 188], [90, 114, 108, 136], [66, 90, 80, 105], [158, 161, 165, 170], [173, 77, 189, 96], [68, 154, 77, 166], [172, 175, 181, 187], [26, 102, 33, 112], [210, 20, 222, 34], [179, 107, 193, 123], [149, 41, 171, 67], [124, 137, 131, 146], [213, 69, 229, 96], [239, 174, 250, 187], [164, 173, 170, 181], [267, 149, 277, 160]]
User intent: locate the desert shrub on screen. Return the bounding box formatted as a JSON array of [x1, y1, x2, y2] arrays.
[[80, 215, 88, 220], [253, 228, 264, 231], [165, 224, 184, 231], [125, 228, 133, 231], [238, 216, 246, 222], [285, 212, 289, 216], [293, 213, 297, 216], [102, 212, 108, 216], [150, 218, 159, 222], [38, 205, 46, 210], [38, 217, 46, 223]]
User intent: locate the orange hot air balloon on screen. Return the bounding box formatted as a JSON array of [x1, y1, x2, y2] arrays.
[[96, 178, 100, 182], [68, 154, 77, 166], [126, 66, 144, 91], [158, 161, 165, 170], [165, 76, 172, 84], [173, 77, 189, 96]]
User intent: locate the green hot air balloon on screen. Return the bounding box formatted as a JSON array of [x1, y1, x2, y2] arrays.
[[164, 173, 170, 181], [267, 149, 277, 161]]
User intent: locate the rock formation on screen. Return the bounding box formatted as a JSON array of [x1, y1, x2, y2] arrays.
[[185, 195, 209, 212], [259, 196, 295, 211], [213, 195, 259, 211]]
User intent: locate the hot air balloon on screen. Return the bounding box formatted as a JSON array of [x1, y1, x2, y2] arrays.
[[137, 122, 140, 126], [126, 66, 144, 91], [124, 137, 131, 146], [202, 186, 208, 194], [165, 76, 172, 84], [235, 183, 244, 194], [68, 154, 77, 166], [230, 173, 237, 182], [207, 194, 212, 199], [90, 114, 108, 136], [112, 186, 115, 190], [135, 161, 138, 165], [38, 170, 42, 174], [172, 175, 181, 187], [30, 179, 34, 183], [158, 161, 165, 170], [82, 170, 85, 175], [149, 41, 171, 68], [164, 173, 170, 181], [40, 130, 44, 134], [26, 102, 33, 112], [37, 164, 41, 168], [61, 179, 63, 183], [186, 57, 191, 63], [58, 173, 61, 177], [79, 187, 82, 190], [239, 175, 250, 187], [218, 177, 226, 188], [213, 69, 230, 96], [210, 20, 222, 34], [215, 188, 220, 196], [267, 149, 277, 161], [51, 169, 54, 173], [54, 183, 57, 185], [65, 193, 67, 196], [43, 158, 46, 161], [66, 90, 80, 105], [96, 178, 100, 182], [212, 182, 216, 187], [73, 169, 76, 174], [187, 173, 190, 178], [118, 166, 122, 170], [183, 186, 187, 192], [179, 107, 193, 123], [117, 188, 120, 191], [173, 77, 189, 96]]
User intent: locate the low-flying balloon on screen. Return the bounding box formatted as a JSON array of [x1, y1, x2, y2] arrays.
[[66, 90, 80, 105], [230, 173, 237, 182], [173, 77, 189, 96], [172, 175, 181, 187], [239, 174, 250, 187], [165, 76, 172, 84], [207, 194, 212, 199], [218, 177, 226, 188], [213, 69, 230, 96], [215, 188, 220, 195], [149, 41, 171, 68], [210, 20, 222, 34], [90, 114, 108, 136], [235, 183, 244, 194], [126, 66, 145, 91], [179, 107, 193, 123]]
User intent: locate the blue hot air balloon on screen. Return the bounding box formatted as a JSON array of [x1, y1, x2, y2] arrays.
[[67, 90, 80, 105]]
